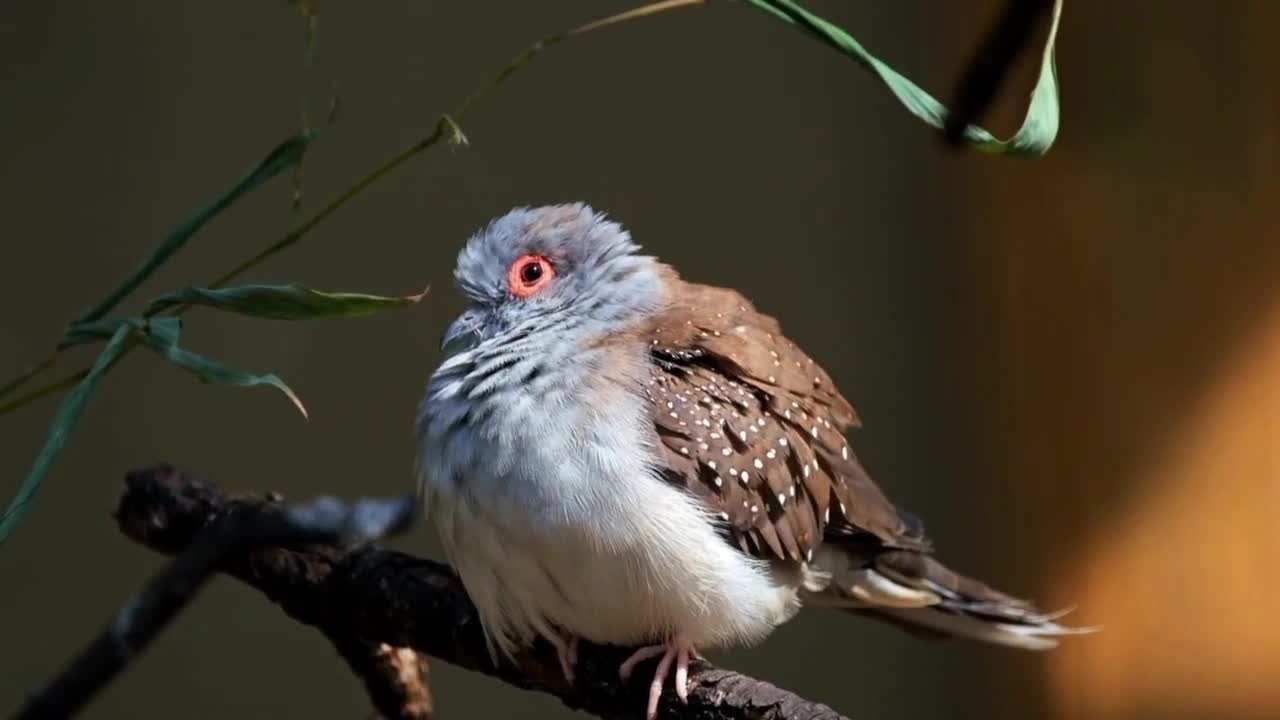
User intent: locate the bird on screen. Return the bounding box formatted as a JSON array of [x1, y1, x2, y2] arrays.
[[416, 203, 1090, 719]]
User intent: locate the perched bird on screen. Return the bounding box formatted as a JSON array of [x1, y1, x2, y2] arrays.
[[416, 204, 1088, 718]]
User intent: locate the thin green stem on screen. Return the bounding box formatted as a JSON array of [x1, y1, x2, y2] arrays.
[[0, 353, 58, 400], [203, 124, 447, 293], [0, 0, 707, 418], [0, 369, 89, 416]]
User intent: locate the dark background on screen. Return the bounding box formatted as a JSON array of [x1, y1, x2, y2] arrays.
[[3, 3, 1277, 719]]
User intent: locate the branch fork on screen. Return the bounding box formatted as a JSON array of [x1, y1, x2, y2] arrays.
[[14, 465, 849, 720]]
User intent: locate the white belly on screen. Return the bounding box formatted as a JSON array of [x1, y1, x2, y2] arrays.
[[419, 383, 801, 657]]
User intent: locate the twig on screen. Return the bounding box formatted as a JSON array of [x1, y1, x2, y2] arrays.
[[16, 465, 850, 720], [11, 466, 419, 720], [942, 0, 1053, 146], [0, 0, 706, 415]]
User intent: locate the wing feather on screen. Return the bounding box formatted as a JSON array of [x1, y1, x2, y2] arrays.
[[641, 272, 928, 566]]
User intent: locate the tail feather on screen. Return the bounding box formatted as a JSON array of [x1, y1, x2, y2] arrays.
[[808, 544, 1097, 650], [867, 606, 1091, 651]]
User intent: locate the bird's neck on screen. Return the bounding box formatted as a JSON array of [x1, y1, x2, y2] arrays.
[[417, 325, 655, 529], [419, 314, 651, 467]]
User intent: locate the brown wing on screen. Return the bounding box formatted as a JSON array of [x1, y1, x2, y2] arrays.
[[642, 273, 929, 564]]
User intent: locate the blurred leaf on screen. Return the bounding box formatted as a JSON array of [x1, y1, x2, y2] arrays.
[[0, 323, 134, 545], [743, 0, 1063, 156], [138, 318, 308, 418], [58, 318, 138, 349], [1, 315, 306, 547], [75, 133, 314, 325], [291, 0, 317, 17], [147, 283, 428, 320], [0, 0, 699, 408]]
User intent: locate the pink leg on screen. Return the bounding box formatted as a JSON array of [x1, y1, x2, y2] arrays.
[[646, 644, 677, 719], [555, 634, 580, 685], [618, 637, 698, 720], [619, 645, 666, 680], [673, 645, 692, 703]]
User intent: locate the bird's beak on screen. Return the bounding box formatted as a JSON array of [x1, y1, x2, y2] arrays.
[[440, 307, 486, 351]]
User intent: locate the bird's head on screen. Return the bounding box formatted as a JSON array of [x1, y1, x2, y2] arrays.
[[441, 203, 665, 354]]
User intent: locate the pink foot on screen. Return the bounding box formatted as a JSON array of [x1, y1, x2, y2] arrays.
[[619, 637, 698, 720], [555, 634, 580, 685]]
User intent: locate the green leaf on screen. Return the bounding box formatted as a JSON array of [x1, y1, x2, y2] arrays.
[[147, 283, 429, 320], [0, 315, 307, 546], [58, 318, 136, 349], [75, 133, 315, 325], [743, 0, 1063, 156], [0, 323, 135, 545], [138, 318, 308, 418]]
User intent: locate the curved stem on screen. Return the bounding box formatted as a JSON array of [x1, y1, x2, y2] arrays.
[[0, 368, 90, 416], [0, 0, 707, 418], [0, 352, 59, 400]]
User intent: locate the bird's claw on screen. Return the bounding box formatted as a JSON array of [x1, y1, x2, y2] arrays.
[[556, 634, 580, 686], [619, 637, 698, 720]]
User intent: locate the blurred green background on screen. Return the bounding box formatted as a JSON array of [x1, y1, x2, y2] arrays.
[[3, 3, 1278, 719]]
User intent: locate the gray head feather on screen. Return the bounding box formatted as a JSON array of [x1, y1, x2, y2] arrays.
[[419, 203, 665, 493], [447, 203, 664, 350]]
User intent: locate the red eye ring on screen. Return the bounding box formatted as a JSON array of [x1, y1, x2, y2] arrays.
[[508, 254, 556, 298]]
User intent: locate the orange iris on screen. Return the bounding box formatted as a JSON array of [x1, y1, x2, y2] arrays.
[[508, 254, 555, 298]]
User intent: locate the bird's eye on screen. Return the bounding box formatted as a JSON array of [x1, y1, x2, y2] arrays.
[[507, 254, 555, 298]]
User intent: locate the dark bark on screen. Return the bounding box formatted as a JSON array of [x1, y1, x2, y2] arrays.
[[12, 465, 423, 720], [45, 464, 849, 720]]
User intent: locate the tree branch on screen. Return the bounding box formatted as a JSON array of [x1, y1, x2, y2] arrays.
[[12, 466, 424, 720], [27, 464, 849, 720]]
